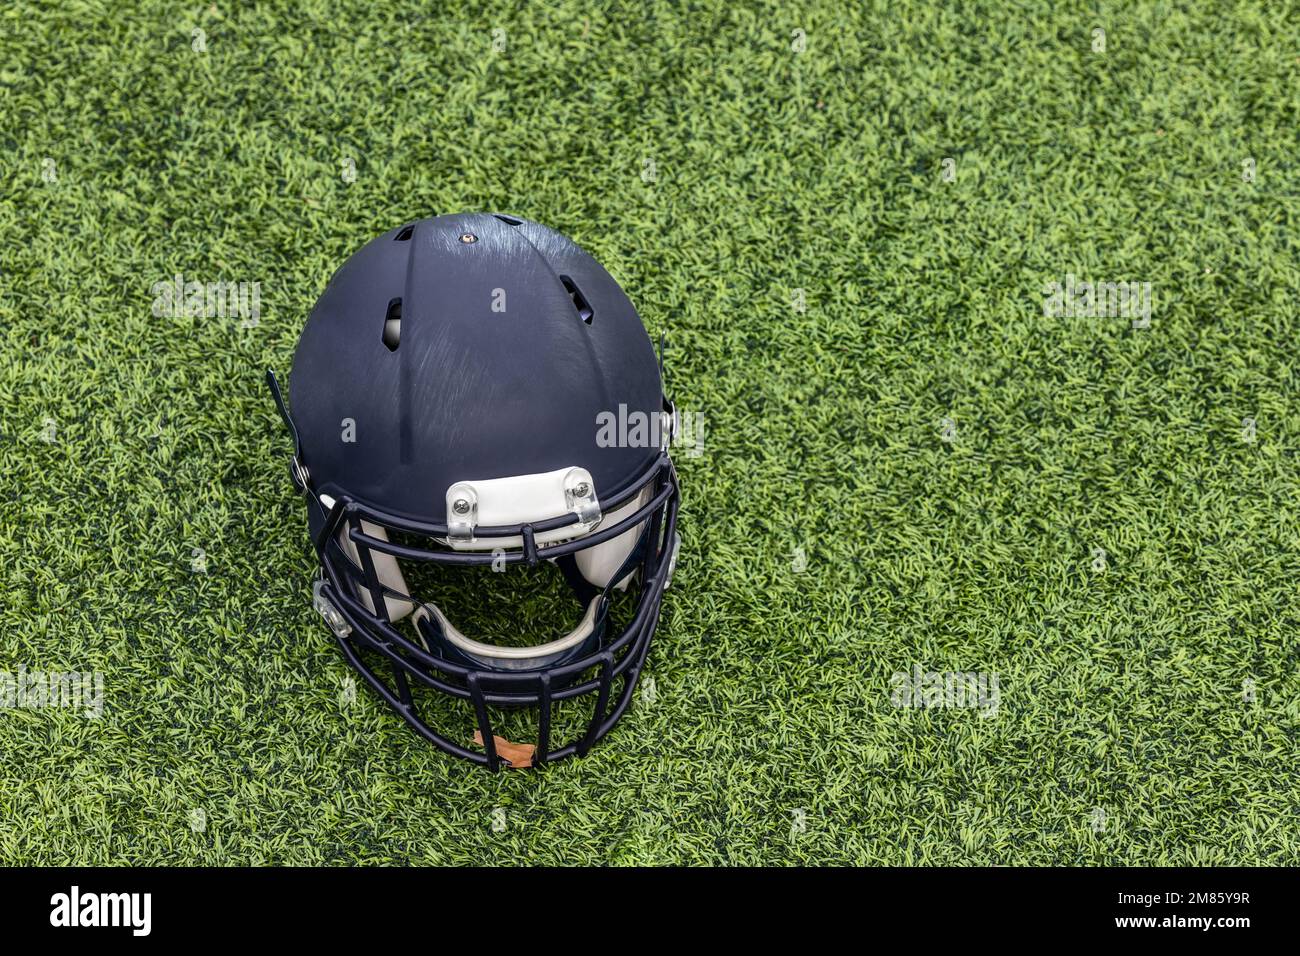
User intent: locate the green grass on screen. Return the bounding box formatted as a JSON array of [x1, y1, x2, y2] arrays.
[[1, 0, 1298, 865]]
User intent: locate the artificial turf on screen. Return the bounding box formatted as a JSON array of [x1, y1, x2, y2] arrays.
[[1, 0, 1297, 865]]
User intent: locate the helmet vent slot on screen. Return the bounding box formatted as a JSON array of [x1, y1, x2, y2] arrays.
[[382, 297, 402, 351], [494, 214, 522, 226], [559, 275, 593, 324], [395, 225, 414, 241]]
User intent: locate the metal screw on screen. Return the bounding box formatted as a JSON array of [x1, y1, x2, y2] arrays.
[[572, 482, 590, 497], [452, 498, 471, 515], [459, 233, 478, 244]]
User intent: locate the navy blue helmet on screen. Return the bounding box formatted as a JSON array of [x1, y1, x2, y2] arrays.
[[268, 213, 681, 769]]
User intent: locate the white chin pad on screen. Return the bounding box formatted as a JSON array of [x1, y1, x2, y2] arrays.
[[416, 597, 602, 671], [575, 487, 651, 589]]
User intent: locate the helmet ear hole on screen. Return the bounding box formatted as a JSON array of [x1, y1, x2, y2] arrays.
[[559, 275, 594, 324], [382, 298, 402, 351]]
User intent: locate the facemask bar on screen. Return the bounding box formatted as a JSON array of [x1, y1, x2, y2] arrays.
[[314, 456, 678, 769]]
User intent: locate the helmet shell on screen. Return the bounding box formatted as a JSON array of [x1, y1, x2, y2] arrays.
[[289, 213, 663, 522]]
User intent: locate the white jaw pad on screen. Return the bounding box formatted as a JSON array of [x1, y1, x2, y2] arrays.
[[575, 487, 651, 589], [321, 494, 415, 622], [445, 466, 599, 551], [415, 596, 602, 670]]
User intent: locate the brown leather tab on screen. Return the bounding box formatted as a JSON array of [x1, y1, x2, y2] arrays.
[[472, 731, 536, 768]]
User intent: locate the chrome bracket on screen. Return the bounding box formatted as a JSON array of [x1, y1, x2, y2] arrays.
[[446, 484, 479, 543], [312, 578, 352, 637], [289, 455, 310, 494], [664, 532, 682, 589], [563, 467, 602, 528]]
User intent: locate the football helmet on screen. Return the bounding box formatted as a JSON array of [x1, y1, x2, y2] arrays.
[[267, 213, 681, 769]]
